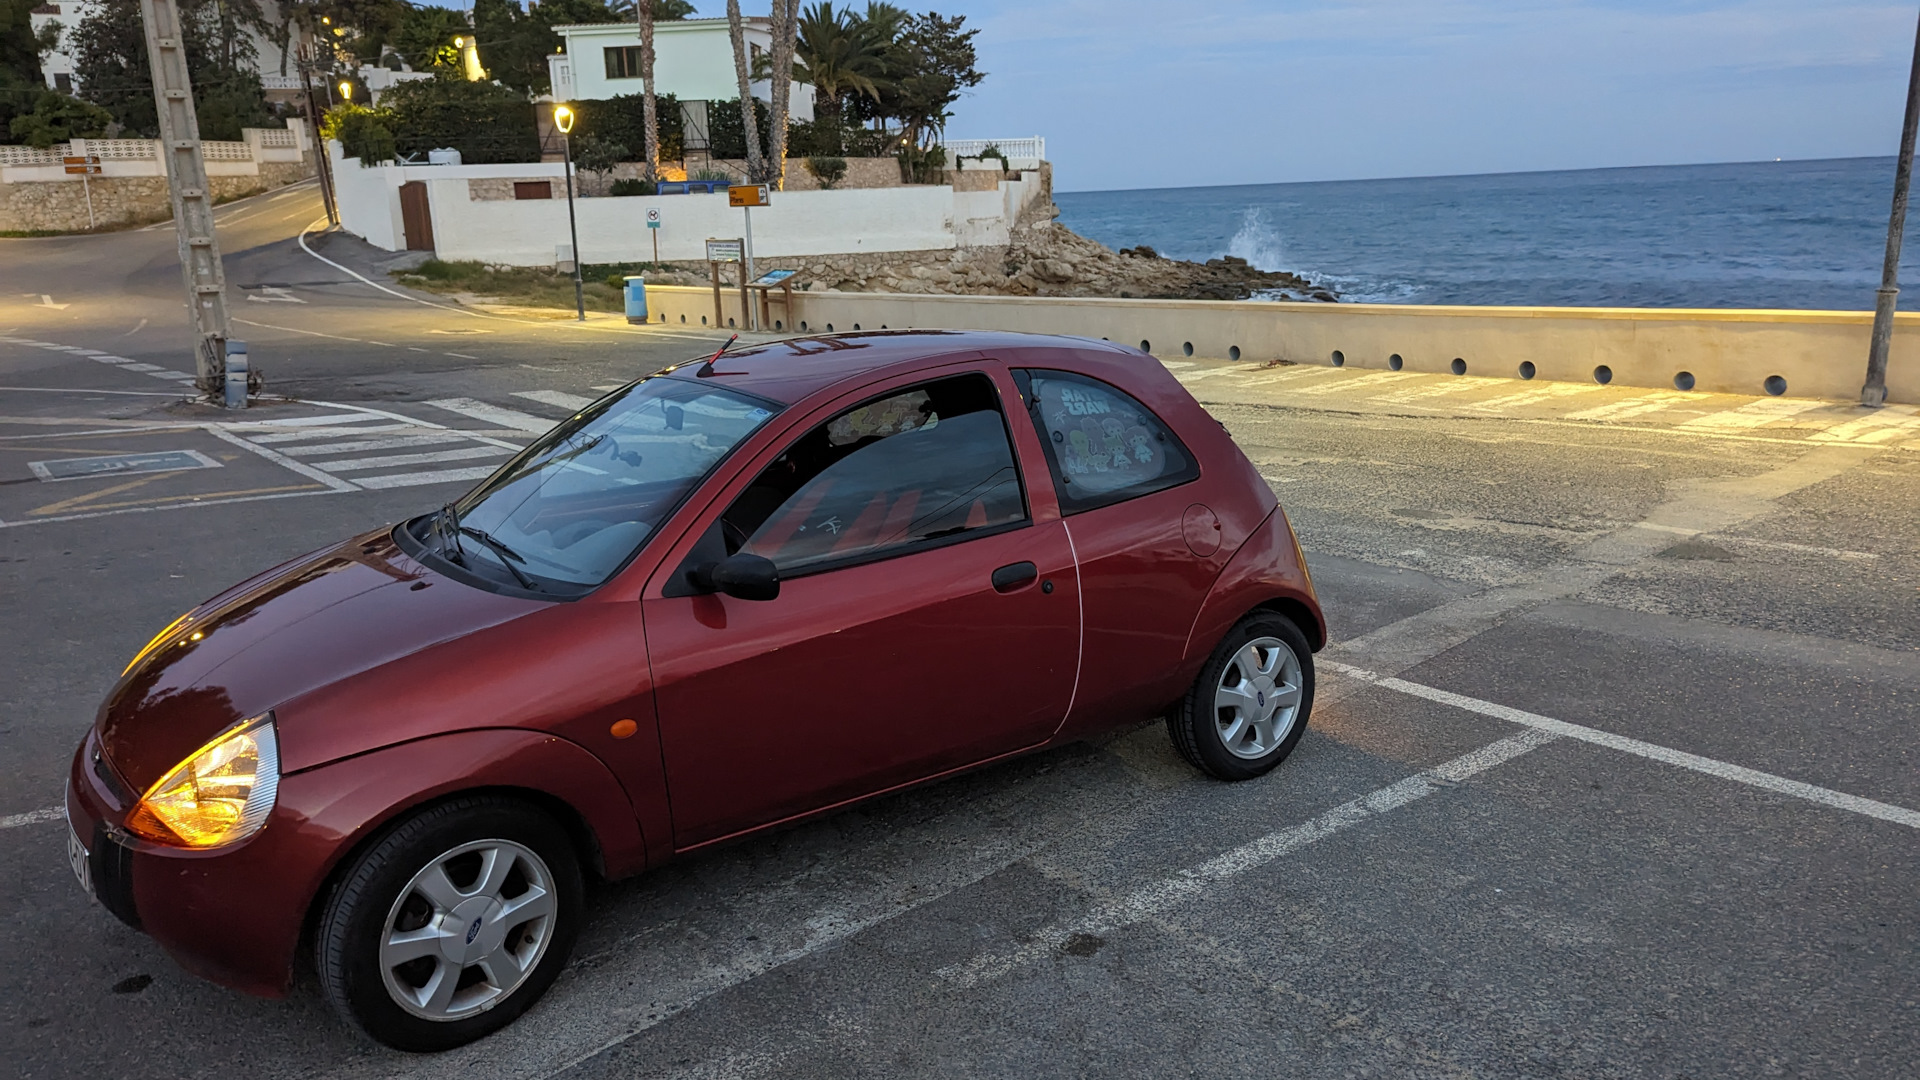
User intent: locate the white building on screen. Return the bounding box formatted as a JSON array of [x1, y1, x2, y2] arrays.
[[29, 0, 311, 98], [547, 18, 814, 119]]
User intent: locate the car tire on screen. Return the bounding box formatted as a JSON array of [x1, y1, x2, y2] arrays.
[[316, 796, 583, 1052], [1168, 612, 1315, 781]]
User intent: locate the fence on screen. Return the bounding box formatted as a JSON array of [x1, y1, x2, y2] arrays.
[[946, 137, 1046, 166]]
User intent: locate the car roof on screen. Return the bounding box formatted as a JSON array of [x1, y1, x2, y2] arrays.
[[657, 329, 1139, 405]]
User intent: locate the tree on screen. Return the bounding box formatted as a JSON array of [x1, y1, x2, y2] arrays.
[[764, 0, 798, 186], [882, 11, 980, 149], [380, 71, 538, 163], [606, 0, 694, 18], [636, 0, 657, 180], [392, 4, 470, 72], [794, 1, 888, 132], [0, 0, 55, 139], [9, 90, 113, 148], [723, 0, 763, 180], [70, 0, 275, 139]]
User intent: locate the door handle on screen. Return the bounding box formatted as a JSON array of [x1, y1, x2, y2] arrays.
[[991, 561, 1038, 592]]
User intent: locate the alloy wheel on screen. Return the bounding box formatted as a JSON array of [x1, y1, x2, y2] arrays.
[[1213, 635, 1305, 759], [377, 838, 557, 1022]]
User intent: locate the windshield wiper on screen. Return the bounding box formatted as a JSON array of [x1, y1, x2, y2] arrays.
[[433, 502, 467, 565], [458, 526, 540, 591]]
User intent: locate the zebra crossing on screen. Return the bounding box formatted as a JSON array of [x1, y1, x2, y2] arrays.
[[217, 385, 638, 491], [1164, 361, 1920, 448]]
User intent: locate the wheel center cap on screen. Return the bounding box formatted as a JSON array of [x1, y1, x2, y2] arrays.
[[1252, 675, 1276, 714], [442, 896, 507, 965]]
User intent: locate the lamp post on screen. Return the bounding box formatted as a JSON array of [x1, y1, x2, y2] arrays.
[[338, 80, 352, 105], [553, 103, 585, 322], [1862, 8, 1920, 408]]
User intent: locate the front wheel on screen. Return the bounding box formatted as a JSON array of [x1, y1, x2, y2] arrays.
[[1168, 613, 1315, 781], [316, 796, 583, 1052]]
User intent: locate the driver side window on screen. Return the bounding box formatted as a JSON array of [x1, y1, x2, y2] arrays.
[[720, 373, 1028, 575]]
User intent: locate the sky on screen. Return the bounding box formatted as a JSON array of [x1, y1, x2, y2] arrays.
[[511, 1, 1920, 192]]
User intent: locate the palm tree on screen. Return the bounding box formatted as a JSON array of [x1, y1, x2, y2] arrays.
[[725, 0, 765, 182], [637, 0, 658, 182], [794, 2, 887, 128]]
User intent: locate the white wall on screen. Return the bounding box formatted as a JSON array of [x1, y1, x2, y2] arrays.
[[333, 146, 1044, 267]]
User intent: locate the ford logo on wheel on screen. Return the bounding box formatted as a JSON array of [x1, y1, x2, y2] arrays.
[[466, 918, 483, 945], [1257, 690, 1266, 708]]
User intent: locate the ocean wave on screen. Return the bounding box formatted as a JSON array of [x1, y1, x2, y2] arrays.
[[1227, 207, 1287, 272]]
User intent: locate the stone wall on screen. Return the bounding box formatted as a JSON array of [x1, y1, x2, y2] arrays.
[[469, 177, 560, 201], [0, 157, 315, 233]]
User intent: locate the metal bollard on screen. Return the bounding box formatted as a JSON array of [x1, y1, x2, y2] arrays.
[[224, 340, 249, 410], [624, 275, 649, 324]]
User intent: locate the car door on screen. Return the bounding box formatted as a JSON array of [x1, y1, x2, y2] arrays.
[[641, 367, 1082, 849]]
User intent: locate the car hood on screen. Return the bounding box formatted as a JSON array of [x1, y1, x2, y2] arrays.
[[97, 528, 543, 795]]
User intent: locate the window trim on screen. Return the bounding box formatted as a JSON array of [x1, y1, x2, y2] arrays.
[[691, 370, 1033, 586], [1012, 367, 1201, 516]]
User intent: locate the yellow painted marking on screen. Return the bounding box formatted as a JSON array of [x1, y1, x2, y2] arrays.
[[29, 472, 181, 515], [31, 481, 323, 516]]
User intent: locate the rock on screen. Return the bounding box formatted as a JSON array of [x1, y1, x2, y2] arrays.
[[1030, 259, 1076, 284]]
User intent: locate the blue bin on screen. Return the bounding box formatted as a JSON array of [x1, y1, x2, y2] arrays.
[[624, 275, 649, 324]]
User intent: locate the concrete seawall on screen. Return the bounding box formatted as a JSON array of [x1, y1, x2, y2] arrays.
[[636, 284, 1918, 404]]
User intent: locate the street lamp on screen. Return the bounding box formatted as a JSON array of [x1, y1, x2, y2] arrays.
[[338, 81, 353, 104], [553, 103, 585, 322]]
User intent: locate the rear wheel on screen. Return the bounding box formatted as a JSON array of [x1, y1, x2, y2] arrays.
[[1168, 613, 1314, 781], [316, 796, 582, 1051]]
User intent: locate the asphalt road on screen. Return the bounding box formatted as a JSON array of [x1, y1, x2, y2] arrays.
[[2, 189, 1916, 1079]]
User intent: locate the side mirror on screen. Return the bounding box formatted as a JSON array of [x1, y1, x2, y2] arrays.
[[709, 552, 780, 601]]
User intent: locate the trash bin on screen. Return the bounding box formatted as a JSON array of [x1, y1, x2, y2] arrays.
[[624, 275, 649, 324]]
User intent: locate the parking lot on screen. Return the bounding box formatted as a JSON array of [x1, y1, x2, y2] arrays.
[[3, 205, 1917, 1077]]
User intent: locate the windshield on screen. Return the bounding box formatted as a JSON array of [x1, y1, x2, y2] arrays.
[[409, 377, 779, 593]]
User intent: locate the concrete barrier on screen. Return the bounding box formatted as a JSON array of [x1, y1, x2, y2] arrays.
[[632, 284, 1919, 404]]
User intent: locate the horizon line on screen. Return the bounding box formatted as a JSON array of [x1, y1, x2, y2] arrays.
[[1053, 154, 1896, 197]]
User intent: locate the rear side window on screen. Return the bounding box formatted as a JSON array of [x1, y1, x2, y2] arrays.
[[1016, 369, 1199, 514], [719, 373, 1028, 575]]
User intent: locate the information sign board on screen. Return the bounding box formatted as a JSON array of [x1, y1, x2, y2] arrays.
[[728, 184, 771, 208], [705, 238, 744, 262]]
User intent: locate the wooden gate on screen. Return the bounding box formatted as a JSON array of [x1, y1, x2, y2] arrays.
[[398, 181, 435, 251]]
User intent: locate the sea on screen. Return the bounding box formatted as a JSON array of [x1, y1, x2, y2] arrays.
[[1053, 157, 1920, 311]]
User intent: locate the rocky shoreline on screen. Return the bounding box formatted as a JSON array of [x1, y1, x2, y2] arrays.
[[634, 191, 1336, 303]]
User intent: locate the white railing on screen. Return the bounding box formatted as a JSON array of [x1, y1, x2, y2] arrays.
[[79, 139, 159, 160], [0, 145, 62, 166], [256, 128, 297, 148], [946, 137, 1045, 162], [259, 74, 304, 91], [201, 141, 253, 161]]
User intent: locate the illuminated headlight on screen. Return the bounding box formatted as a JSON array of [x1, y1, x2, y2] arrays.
[[126, 714, 279, 848]]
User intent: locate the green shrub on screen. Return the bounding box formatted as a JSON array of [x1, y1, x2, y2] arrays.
[[572, 93, 683, 164], [323, 104, 399, 165], [609, 177, 657, 196], [897, 143, 947, 184], [803, 155, 848, 189], [381, 74, 538, 164], [8, 92, 115, 149]]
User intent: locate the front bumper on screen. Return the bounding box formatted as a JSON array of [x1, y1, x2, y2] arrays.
[[66, 731, 326, 999]]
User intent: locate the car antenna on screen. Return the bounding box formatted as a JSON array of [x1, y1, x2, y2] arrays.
[[696, 334, 739, 378]]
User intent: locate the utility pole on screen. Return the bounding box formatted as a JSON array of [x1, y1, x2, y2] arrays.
[[140, 0, 231, 400], [301, 41, 339, 226], [1863, 6, 1920, 408]]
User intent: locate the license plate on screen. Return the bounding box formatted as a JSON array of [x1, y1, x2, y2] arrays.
[[67, 817, 94, 900]]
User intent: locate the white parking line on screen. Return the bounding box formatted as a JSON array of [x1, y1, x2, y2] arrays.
[[279, 433, 476, 456], [1566, 391, 1695, 421], [514, 390, 598, 411], [0, 807, 60, 829], [243, 424, 422, 444], [314, 446, 513, 473], [1326, 663, 1920, 829], [352, 466, 503, 489], [936, 728, 1562, 989], [1677, 397, 1825, 432], [425, 397, 557, 434]]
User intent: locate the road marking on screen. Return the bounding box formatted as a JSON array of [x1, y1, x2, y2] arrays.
[[1465, 383, 1602, 412], [230, 317, 365, 344], [447, 352, 479, 359], [1566, 391, 1695, 421], [1808, 404, 1920, 444], [205, 427, 360, 491], [514, 390, 597, 411], [0, 807, 61, 829], [243, 423, 423, 444], [353, 466, 501, 489], [249, 412, 392, 428], [425, 397, 556, 434], [1288, 371, 1422, 396], [1326, 663, 1920, 830], [1677, 397, 1825, 432], [936, 729, 1561, 989], [591, 384, 627, 392], [366, 340, 397, 347], [0, 487, 330, 528], [314, 446, 513, 473], [278, 432, 476, 456], [36, 295, 69, 310]]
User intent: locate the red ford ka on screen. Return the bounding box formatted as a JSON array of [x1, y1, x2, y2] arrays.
[[65, 331, 1324, 1050]]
